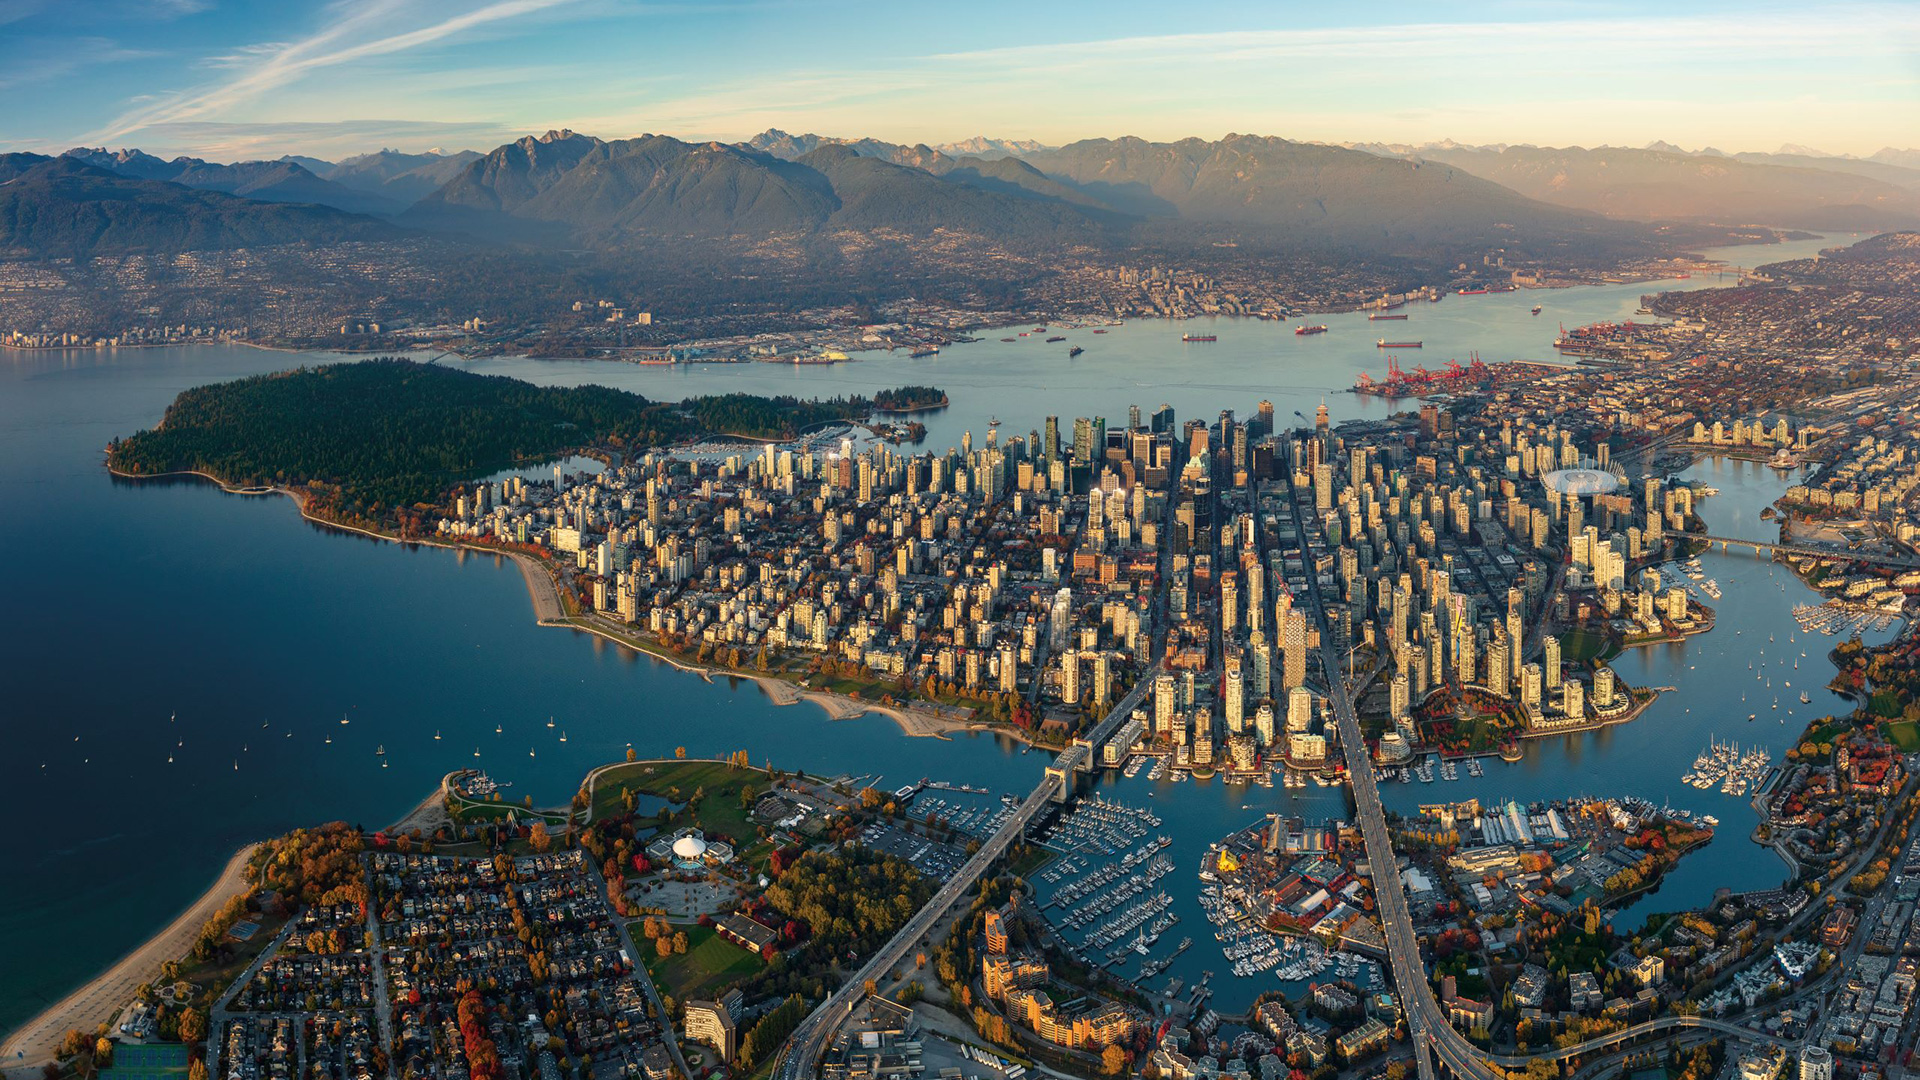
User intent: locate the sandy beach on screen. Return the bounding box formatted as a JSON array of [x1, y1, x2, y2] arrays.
[[0, 844, 259, 1077]]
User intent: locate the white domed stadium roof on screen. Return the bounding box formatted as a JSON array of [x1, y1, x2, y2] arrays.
[[672, 834, 708, 860], [1542, 467, 1621, 497]]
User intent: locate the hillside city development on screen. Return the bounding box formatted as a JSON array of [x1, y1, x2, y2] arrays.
[[32, 230, 1920, 1080]]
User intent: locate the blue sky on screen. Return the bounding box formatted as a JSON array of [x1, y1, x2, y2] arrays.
[[2, 0, 1916, 161]]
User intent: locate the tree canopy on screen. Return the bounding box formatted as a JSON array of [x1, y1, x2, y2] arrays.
[[108, 358, 937, 519]]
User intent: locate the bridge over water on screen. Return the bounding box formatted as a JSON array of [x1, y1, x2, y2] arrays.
[[1672, 530, 1920, 570]]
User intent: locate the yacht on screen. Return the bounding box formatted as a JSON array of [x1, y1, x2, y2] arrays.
[[434, 730, 442, 740], [375, 744, 385, 756], [559, 731, 568, 743]]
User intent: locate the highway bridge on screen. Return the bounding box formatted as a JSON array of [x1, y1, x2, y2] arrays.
[[1672, 531, 1920, 570], [780, 655, 1161, 1079]]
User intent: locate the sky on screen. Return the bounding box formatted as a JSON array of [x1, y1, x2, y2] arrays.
[[2, 0, 1917, 162]]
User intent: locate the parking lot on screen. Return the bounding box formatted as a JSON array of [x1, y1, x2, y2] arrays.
[[855, 823, 968, 879]]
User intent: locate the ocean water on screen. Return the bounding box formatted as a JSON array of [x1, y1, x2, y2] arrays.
[[0, 232, 1851, 1032]]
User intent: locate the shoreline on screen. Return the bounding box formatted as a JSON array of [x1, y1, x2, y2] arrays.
[[2, 754, 515, 1062], [0, 844, 261, 1076], [107, 465, 1030, 751]]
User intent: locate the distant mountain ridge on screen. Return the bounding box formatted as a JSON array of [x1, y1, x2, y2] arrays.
[[405, 129, 1108, 242], [933, 136, 1051, 159], [24, 126, 1901, 262], [1405, 143, 1920, 228], [324, 149, 483, 205], [0, 154, 395, 255], [62, 147, 398, 216], [396, 128, 1648, 260]]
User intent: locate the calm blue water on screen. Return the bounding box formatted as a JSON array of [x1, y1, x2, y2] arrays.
[[0, 233, 1851, 1033]]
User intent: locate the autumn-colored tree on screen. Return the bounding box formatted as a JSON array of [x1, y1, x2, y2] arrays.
[[529, 822, 553, 853], [1102, 1044, 1128, 1075], [672, 931, 689, 954], [177, 1007, 206, 1044], [675, 746, 687, 759]]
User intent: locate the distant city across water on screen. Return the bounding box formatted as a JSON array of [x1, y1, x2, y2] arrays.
[[0, 231, 1866, 1032]]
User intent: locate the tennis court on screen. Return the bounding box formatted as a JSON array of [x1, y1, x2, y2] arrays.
[[102, 1042, 190, 1080]]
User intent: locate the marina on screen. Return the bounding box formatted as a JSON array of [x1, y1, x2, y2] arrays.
[[1680, 739, 1773, 796], [0, 234, 1865, 1032], [1792, 600, 1904, 636]]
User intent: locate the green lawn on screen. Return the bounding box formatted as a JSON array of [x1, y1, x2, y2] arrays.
[[1560, 628, 1612, 663], [1887, 721, 1920, 752], [448, 798, 569, 826], [592, 759, 768, 844], [638, 922, 764, 1001]]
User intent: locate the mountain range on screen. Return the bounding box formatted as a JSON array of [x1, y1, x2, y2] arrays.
[[61, 147, 399, 216], [321, 149, 485, 205], [0, 154, 394, 255], [1401, 143, 1919, 229], [12, 129, 1920, 259]]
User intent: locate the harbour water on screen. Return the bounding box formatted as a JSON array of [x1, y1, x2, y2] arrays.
[[0, 232, 1853, 1033]]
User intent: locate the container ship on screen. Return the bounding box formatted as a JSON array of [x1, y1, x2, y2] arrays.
[[1368, 313, 1408, 321], [1294, 324, 1328, 336], [1181, 333, 1218, 342], [1376, 339, 1423, 348]]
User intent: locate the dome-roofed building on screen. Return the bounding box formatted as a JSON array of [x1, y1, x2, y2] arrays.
[[647, 827, 736, 871]]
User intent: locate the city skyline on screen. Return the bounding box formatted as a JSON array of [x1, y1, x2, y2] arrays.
[[2, 0, 1918, 160]]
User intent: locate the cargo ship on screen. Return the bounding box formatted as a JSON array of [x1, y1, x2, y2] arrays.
[[909, 346, 938, 358], [1457, 288, 1488, 296], [1069, 345, 1084, 357], [1376, 340, 1422, 348], [1045, 335, 1066, 342], [1181, 333, 1218, 342], [1294, 324, 1327, 336], [1368, 313, 1408, 321]]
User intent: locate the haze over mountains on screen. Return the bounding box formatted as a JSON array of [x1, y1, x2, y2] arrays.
[[1376, 143, 1920, 229], [0, 154, 392, 255], [7, 129, 1918, 259]]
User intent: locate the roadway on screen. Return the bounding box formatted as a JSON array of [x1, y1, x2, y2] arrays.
[[781, 591, 1167, 1078], [1670, 531, 1920, 570]]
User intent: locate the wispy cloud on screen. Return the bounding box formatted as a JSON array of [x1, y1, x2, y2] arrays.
[[78, 0, 579, 145], [0, 36, 154, 92]]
